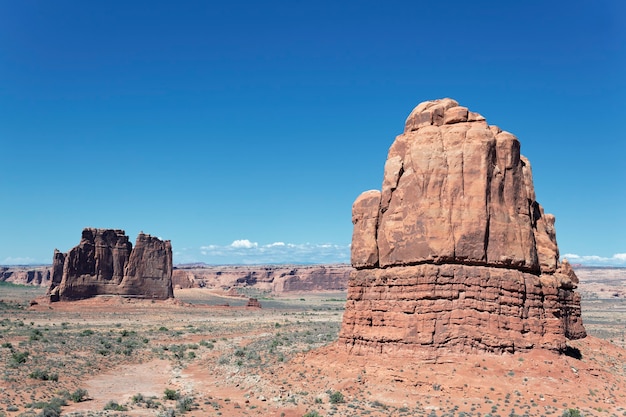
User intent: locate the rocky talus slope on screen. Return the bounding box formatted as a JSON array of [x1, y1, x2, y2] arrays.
[[339, 98, 586, 356]]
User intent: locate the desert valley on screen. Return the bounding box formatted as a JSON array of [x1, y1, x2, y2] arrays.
[[1, 265, 626, 417], [2, 99, 625, 417]]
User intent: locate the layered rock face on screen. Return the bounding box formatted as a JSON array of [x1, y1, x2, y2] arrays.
[[48, 228, 173, 301], [172, 264, 350, 293], [0, 266, 51, 286], [339, 99, 586, 356]]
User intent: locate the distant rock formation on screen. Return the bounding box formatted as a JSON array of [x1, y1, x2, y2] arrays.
[[246, 298, 262, 308], [339, 99, 586, 356], [0, 266, 51, 286], [172, 264, 350, 293], [48, 228, 173, 301]]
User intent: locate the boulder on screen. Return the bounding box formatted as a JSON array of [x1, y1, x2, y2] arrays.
[[340, 99, 586, 356], [246, 298, 262, 308]]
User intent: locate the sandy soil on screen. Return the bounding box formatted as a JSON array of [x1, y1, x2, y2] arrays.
[[1, 276, 625, 417]]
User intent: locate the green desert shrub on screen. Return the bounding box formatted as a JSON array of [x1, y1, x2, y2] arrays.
[[11, 350, 29, 365], [30, 397, 66, 417], [145, 397, 161, 409], [329, 391, 344, 404], [37, 407, 60, 417], [177, 396, 194, 413], [199, 340, 214, 349], [164, 388, 180, 400], [562, 409, 582, 417], [29, 369, 59, 381], [69, 388, 88, 402], [30, 329, 44, 341], [103, 400, 127, 411]]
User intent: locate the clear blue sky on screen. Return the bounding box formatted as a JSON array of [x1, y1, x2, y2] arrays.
[[1, 0, 624, 266]]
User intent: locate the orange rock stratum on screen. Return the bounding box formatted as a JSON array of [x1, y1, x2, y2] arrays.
[[340, 98, 586, 357]]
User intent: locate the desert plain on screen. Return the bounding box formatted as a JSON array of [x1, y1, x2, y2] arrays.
[[0, 266, 625, 417]]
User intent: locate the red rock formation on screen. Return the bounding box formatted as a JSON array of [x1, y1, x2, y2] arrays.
[[48, 228, 173, 301], [0, 266, 51, 286], [122, 232, 174, 299], [172, 264, 350, 293], [246, 298, 262, 308], [339, 99, 586, 356]]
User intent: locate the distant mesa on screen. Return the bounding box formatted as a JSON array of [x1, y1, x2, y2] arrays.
[[1, 265, 50, 286], [172, 264, 350, 293], [48, 228, 173, 301], [339, 98, 586, 357]]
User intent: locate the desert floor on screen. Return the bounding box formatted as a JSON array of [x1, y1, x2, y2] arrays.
[[1, 267, 625, 417]]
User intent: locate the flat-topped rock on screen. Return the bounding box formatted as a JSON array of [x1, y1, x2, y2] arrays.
[[48, 228, 173, 301]]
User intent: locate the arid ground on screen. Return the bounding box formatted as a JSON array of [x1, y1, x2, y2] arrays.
[[1, 267, 625, 417]]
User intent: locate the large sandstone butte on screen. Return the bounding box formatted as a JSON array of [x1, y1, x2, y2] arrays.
[[48, 228, 173, 301], [339, 98, 586, 356]]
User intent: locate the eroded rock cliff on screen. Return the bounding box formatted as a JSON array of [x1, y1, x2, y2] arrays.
[[0, 266, 51, 286], [339, 98, 586, 356], [48, 228, 173, 301], [172, 264, 350, 293]]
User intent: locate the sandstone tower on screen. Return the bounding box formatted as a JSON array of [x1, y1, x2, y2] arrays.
[[48, 228, 173, 301], [339, 99, 586, 356]]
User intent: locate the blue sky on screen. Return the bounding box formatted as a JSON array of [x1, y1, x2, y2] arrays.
[[1, 0, 624, 266]]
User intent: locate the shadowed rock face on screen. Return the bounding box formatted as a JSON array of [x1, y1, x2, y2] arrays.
[[340, 99, 586, 356], [48, 228, 173, 301]]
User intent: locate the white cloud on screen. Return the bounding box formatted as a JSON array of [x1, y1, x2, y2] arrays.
[[230, 239, 258, 249], [267, 242, 285, 247], [562, 253, 626, 266], [1, 256, 37, 265], [174, 240, 351, 265]]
